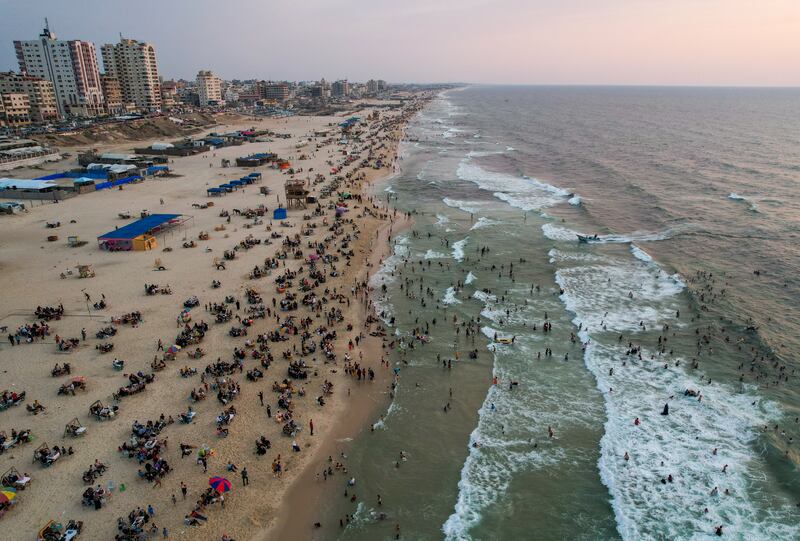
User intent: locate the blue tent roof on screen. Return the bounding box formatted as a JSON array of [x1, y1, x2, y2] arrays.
[[98, 214, 181, 240]]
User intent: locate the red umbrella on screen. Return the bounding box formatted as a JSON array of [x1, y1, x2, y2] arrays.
[[209, 476, 231, 493]]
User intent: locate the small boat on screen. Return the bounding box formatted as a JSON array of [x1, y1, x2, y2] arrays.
[[577, 234, 600, 243], [495, 337, 514, 345]]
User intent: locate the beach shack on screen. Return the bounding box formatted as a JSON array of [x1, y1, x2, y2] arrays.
[[98, 213, 185, 251]]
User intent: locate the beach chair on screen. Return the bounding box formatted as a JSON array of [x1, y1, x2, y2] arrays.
[[64, 418, 87, 437]]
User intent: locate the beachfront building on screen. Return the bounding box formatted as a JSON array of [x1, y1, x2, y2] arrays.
[[196, 70, 223, 107], [331, 80, 350, 98], [0, 137, 60, 170], [259, 81, 289, 102], [0, 93, 31, 126], [100, 74, 124, 115], [101, 38, 161, 112], [159, 79, 178, 109], [367, 79, 388, 95], [309, 84, 327, 99], [0, 72, 59, 122], [14, 23, 104, 117]]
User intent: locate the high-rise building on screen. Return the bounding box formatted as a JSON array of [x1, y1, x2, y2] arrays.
[[14, 22, 104, 117], [331, 80, 350, 97], [100, 74, 124, 115], [101, 38, 161, 112], [0, 93, 31, 125], [0, 72, 58, 122], [310, 84, 327, 99], [196, 70, 222, 106], [259, 81, 289, 102]]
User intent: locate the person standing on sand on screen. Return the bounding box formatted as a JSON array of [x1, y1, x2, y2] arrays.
[[241, 467, 249, 486], [310, 418, 314, 436]]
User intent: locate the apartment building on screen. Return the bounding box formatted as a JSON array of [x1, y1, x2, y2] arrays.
[[259, 81, 289, 102], [0, 93, 31, 126], [0, 72, 58, 122], [101, 38, 161, 112], [196, 70, 222, 106], [14, 24, 104, 117], [100, 74, 124, 115], [331, 80, 350, 98]]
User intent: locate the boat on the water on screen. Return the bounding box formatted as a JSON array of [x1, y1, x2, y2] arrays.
[[577, 234, 600, 243]]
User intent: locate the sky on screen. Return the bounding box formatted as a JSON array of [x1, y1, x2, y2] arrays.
[[1, 0, 799, 86]]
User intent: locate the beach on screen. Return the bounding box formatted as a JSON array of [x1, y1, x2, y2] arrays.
[[0, 95, 427, 540]]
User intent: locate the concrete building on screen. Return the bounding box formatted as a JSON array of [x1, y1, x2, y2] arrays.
[[196, 70, 222, 106], [101, 38, 161, 112], [331, 80, 350, 98], [100, 74, 124, 115], [259, 81, 289, 102], [0, 93, 31, 126], [160, 79, 178, 109], [14, 23, 104, 117], [309, 79, 331, 100], [0, 72, 59, 122]]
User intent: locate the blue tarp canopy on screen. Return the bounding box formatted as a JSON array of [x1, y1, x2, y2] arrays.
[[99, 213, 181, 240], [273, 208, 287, 220], [146, 166, 169, 174]]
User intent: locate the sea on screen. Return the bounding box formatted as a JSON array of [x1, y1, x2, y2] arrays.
[[321, 86, 800, 540]]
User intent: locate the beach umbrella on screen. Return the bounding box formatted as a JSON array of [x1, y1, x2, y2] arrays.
[[71, 376, 86, 383], [209, 476, 231, 493], [0, 487, 16, 504]]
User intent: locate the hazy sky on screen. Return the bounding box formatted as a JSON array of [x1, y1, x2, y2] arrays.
[[1, 0, 799, 85]]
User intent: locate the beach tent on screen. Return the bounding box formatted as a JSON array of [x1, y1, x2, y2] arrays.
[[98, 214, 182, 251], [207, 187, 224, 196], [273, 208, 287, 220]]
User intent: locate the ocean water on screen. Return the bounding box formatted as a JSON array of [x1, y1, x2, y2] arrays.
[[324, 87, 800, 540]]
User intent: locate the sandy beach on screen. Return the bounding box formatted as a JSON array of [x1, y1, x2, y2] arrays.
[[0, 95, 427, 540]]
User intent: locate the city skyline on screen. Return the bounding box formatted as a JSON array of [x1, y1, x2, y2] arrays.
[[1, 0, 799, 86]]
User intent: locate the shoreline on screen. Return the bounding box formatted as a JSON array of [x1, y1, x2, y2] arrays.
[[266, 115, 417, 540], [266, 212, 412, 541]]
